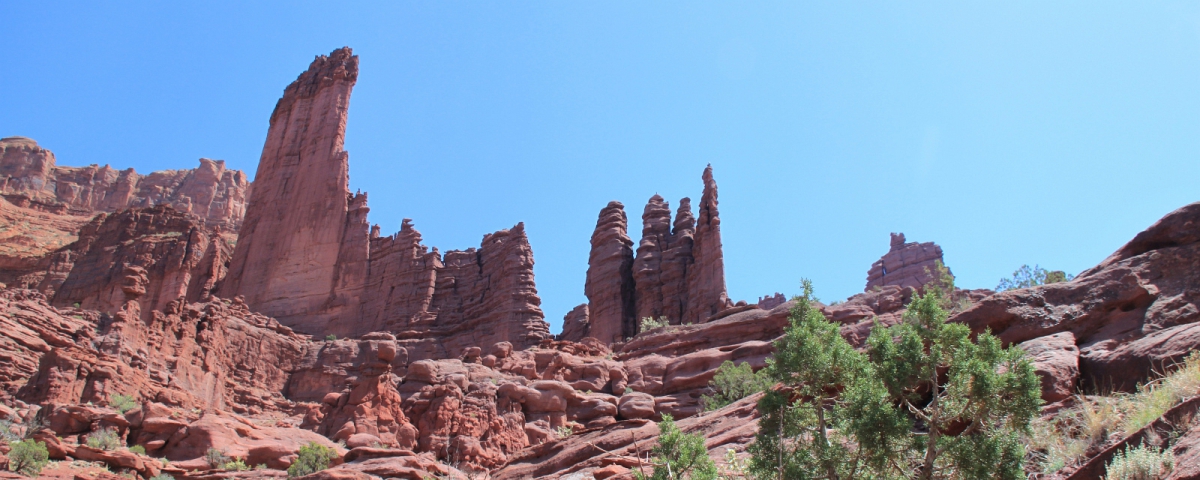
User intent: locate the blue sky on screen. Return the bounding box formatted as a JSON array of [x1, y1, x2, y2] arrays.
[[3, 2, 1198, 332]]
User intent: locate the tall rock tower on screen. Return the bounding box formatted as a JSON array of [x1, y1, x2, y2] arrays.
[[221, 47, 361, 330]]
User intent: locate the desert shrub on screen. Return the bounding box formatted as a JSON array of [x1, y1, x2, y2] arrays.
[[287, 442, 338, 478], [639, 316, 670, 334], [700, 361, 772, 411], [635, 414, 717, 480], [324, 334, 337, 341], [205, 448, 230, 469], [150, 475, 175, 480], [7, 439, 50, 477], [0, 418, 20, 442], [1104, 444, 1174, 480], [108, 394, 137, 414], [128, 444, 145, 455], [555, 425, 575, 438], [749, 279, 1042, 479], [85, 427, 121, 450], [997, 264, 1074, 291], [221, 458, 251, 471]]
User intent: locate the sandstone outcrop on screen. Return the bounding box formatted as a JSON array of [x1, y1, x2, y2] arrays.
[[954, 201, 1200, 392], [581, 166, 733, 344], [865, 232, 951, 292], [220, 47, 550, 351], [0, 136, 249, 229], [585, 202, 635, 343]]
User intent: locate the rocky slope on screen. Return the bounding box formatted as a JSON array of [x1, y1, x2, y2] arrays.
[[1, 47, 1198, 480]]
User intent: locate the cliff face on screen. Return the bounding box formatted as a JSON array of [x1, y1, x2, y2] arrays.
[[221, 47, 549, 352], [0, 137, 249, 229], [865, 232, 950, 292], [580, 166, 732, 343]]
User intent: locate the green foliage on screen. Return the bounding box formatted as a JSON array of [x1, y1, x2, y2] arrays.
[[150, 475, 175, 480], [221, 458, 252, 471], [1104, 444, 1174, 480], [128, 444, 145, 455], [86, 427, 121, 451], [922, 260, 970, 313], [701, 361, 773, 411], [205, 447, 230, 469], [108, 394, 137, 414], [997, 264, 1074, 291], [640, 316, 670, 334], [555, 425, 575, 438], [324, 334, 338, 341], [635, 414, 718, 480], [748, 280, 1042, 480], [287, 442, 338, 478], [7, 439, 49, 477]]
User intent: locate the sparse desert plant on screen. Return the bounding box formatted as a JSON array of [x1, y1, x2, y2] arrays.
[[150, 475, 175, 480], [128, 444, 145, 455], [7, 439, 50, 477], [0, 418, 20, 442], [1104, 444, 1174, 480], [204, 447, 230, 469], [700, 361, 772, 411], [1122, 352, 1200, 435], [108, 393, 137, 414], [221, 458, 252, 471], [635, 414, 717, 480], [325, 334, 337, 341], [287, 442, 338, 478], [639, 316, 670, 334], [85, 427, 121, 451], [555, 425, 575, 439]]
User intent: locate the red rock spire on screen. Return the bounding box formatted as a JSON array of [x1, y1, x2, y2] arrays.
[[221, 47, 359, 329], [585, 201, 636, 343]]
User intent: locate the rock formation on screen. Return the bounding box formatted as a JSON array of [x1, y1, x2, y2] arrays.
[[584, 202, 635, 343], [0, 136, 249, 229], [581, 165, 732, 343], [865, 232, 951, 292], [220, 47, 550, 352]]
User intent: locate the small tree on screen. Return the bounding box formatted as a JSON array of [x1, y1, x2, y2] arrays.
[[636, 414, 717, 480], [997, 264, 1074, 291], [701, 361, 773, 411], [85, 427, 121, 450], [205, 447, 230, 469], [7, 439, 49, 477], [288, 442, 338, 478], [748, 280, 1042, 479]]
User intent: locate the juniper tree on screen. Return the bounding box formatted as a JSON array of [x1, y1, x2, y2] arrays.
[[748, 281, 1041, 480]]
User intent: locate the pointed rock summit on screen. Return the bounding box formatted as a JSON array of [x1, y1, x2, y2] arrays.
[[578, 166, 732, 343]]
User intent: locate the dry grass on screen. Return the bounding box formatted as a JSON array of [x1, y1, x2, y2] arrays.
[[1026, 352, 1200, 475]]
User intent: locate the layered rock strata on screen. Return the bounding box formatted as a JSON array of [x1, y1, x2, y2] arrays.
[[220, 47, 549, 350], [0, 136, 249, 229], [578, 165, 732, 344], [865, 232, 951, 291]]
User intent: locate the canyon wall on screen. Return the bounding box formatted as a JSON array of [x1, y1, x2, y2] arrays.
[[575, 165, 732, 343], [220, 47, 550, 351], [0, 136, 249, 229]]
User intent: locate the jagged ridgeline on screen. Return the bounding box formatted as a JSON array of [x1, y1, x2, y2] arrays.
[[0, 47, 1197, 479]]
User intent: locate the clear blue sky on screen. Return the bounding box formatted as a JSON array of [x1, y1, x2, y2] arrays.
[[3, 2, 1198, 333]]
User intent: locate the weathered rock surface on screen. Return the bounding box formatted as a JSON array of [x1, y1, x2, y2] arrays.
[[585, 202, 636, 343], [581, 166, 733, 344], [0, 136, 249, 229], [954, 202, 1200, 391], [865, 232, 951, 292], [220, 47, 550, 351]]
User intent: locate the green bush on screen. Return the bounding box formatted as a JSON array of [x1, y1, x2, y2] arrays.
[[700, 361, 772, 411], [748, 279, 1042, 479], [108, 394, 137, 414], [129, 444, 146, 455], [997, 264, 1074, 291], [1104, 444, 1174, 480], [7, 439, 49, 477], [287, 442, 338, 478], [324, 334, 337, 341], [221, 458, 252, 471], [85, 427, 121, 450], [639, 316, 670, 334], [634, 414, 717, 480]]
